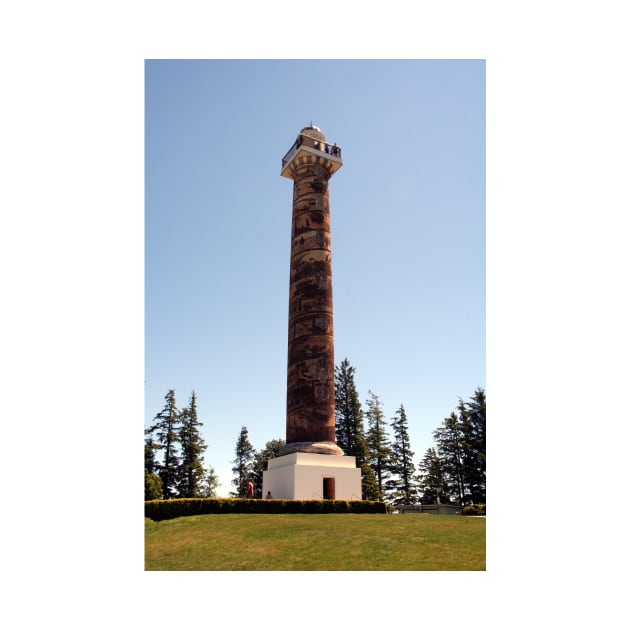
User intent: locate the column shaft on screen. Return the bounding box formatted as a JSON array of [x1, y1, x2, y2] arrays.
[[285, 163, 338, 452]]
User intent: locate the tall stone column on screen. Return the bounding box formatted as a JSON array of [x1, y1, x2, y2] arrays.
[[280, 125, 343, 456]]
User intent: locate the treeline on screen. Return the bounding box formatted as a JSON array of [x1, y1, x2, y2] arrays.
[[227, 358, 485, 506], [145, 359, 485, 506], [332, 358, 485, 506], [144, 390, 219, 500]]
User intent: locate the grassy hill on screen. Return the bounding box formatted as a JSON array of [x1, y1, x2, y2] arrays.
[[145, 512, 485, 570]]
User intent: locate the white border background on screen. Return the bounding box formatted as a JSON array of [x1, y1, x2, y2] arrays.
[[2, 1, 628, 626]]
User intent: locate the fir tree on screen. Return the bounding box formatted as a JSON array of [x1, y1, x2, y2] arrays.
[[144, 470, 163, 500], [144, 429, 163, 500], [200, 465, 220, 498], [335, 358, 363, 456], [144, 430, 160, 475], [460, 387, 486, 504], [417, 447, 448, 504], [148, 389, 181, 499], [433, 411, 466, 505], [427, 388, 486, 506], [176, 391, 207, 498], [386, 404, 418, 504], [230, 426, 255, 497], [334, 358, 379, 500], [359, 456, 380, 501], [251, 438, 285, 497], [365, 390, 392, 502]]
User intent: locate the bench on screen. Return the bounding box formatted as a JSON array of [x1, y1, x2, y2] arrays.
[[398, 504, 422, 513]]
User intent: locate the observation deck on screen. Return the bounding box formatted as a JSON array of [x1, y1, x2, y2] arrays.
[[281, 128, 342, 179]]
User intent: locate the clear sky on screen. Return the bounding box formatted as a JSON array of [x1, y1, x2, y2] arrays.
[[145, 60, 485, 496]]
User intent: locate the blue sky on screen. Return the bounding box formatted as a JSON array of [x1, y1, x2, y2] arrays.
[[145, 60, 485, 495]]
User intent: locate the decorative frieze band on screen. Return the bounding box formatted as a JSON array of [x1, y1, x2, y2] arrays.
[[287, 154, 336, 179]]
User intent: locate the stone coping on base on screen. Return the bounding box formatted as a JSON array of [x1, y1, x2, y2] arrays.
[[267, 452, 357, 470], [279, 441, 344, 456]]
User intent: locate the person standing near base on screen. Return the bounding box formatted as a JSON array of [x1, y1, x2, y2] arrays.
[[246, 480, 255, 499]]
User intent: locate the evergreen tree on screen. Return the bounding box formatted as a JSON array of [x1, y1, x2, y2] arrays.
[[144, 471, 163, 500], [386, 404, 418, 504], [148, 389, 181, 499], [144, 430, 160, 475], [335, 358, 362, 455], [144, 429, 163, 500], [230, 426, 255, 497], [433, 411, 466, 505], [365, 390, 392, 502], [417, 447, 448, 504], [334, 358, 379, 500], [359, 457, 380, 501], [176, 391, 207, 498], [460, 387, 486, 504], [200, 465, 220, 498], [427, 388, 486, 506], [251, 438, 285, 497]]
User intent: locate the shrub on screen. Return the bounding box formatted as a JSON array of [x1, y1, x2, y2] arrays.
[[144, 498, 387, 521], [144, 472, 163, 501], [460, 503, 486, 516]]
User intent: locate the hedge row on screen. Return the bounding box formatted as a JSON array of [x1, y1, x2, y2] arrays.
[[145, 498, 387, 521], [460, 504, 486, 516]]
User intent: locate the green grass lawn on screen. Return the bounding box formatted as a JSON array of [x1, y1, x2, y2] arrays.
[[145, 513, 485, 571]]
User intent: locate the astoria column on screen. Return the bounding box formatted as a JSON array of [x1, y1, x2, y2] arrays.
[[280, 125, 343, 457]]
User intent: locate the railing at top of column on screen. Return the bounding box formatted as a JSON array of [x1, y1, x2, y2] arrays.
[[282, 135, 342, 168]]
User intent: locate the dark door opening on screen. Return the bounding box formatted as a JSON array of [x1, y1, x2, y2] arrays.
[[323, 477, 335, 500]]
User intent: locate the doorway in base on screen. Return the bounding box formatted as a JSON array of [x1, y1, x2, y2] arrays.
[[323, 477, 335, 500]]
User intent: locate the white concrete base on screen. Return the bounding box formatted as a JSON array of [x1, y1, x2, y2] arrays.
[[262, 452, 362, 501]]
